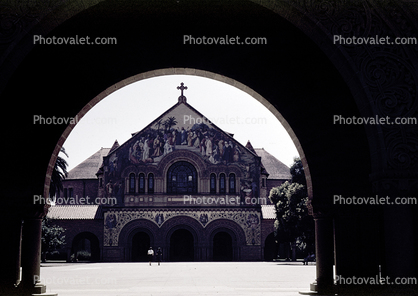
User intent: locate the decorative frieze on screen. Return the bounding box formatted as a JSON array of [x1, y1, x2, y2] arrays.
[[104, 208, 261, 246]]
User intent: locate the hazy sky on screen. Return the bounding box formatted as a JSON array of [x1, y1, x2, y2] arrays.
[[62, 75, 299, 171]]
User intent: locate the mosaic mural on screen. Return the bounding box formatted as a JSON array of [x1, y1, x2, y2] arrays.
[[103, 209, 261, 247], [101, 101, 261, 199]]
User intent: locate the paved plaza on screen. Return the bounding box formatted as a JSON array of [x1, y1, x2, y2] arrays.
[[39, 262, 316, 296]]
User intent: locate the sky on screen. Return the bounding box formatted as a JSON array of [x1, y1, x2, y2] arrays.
[[62, 75, 299, 171]]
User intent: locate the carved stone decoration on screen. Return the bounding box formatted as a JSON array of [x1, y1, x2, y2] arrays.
[[361, 53, 417, 118], [103, 209, 261, 246], [0, 0, 68, 55], [384, 128, 417, 170], [288, 0, 418, 179]]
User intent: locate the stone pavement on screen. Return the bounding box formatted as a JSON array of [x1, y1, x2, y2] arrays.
[[39, 262, 315, 296]]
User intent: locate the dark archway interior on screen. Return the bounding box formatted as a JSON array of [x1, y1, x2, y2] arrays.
[[170, 229, 194, 262], [213, 232, 233, 261], [71, 232, 100, 262], [132, 232, 151, 262], [2, 0, 392, 293], [263, 232, 277, 261], [3, 0, 371, 210]]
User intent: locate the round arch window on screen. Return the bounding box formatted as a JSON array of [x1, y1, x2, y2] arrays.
[[167, 161, 198, 194]]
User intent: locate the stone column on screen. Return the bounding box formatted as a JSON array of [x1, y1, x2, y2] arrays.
[[301, 213, 334, 294], [383, 204, 415, 278], [21, 217, 46, 294], [0, 218, 23, 294], [314, 214, 334, 293]]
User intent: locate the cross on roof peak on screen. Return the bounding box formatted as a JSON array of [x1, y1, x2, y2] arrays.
[[177, 82, 187, 103]]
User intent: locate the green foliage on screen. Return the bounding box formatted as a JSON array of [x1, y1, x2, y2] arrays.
[[269, 157, 314, 256], [49, 147, 68, 198], [290, 157, 306, 186], [70, 250, 92, 262], [163, 116, 178, 131], [41, 216, 66, 260], [269, 181, 308, 242]]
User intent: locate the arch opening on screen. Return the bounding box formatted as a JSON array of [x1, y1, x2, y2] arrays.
[[264, 232, 277, 261], [71, 232, 100, 262], [131, 231, 151, 262], [44, 70, 307, 201], [169, 228, 194, 262], [213, 231, 233, 261]]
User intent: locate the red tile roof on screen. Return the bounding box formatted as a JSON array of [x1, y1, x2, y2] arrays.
[[261, 205, 276, 219], [47, 205, 102, 220]]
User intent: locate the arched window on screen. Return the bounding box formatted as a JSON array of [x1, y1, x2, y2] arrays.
[[148, 173, 154, 194], [210, 173, 216, 194], [129, 173, 135, 194], [167, 161, 198, 194], [229, 173, 236, 194], [219, 173, 226, 194], [139, 173, 145, 194]]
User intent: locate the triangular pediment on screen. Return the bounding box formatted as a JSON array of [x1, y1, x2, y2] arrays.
[[104, 98, 259, 170]]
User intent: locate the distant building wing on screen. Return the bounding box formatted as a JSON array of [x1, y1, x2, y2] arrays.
[[254, 148, 292, 180], [66, 148, 110, 179]]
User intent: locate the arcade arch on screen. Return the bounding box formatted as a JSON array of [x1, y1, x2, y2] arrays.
[[3, 1, 414, 295], [71, 232, 100, 262]]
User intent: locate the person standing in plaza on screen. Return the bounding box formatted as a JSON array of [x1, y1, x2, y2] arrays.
[[156, 247, 163, 266], [147, 247, 154, 266]]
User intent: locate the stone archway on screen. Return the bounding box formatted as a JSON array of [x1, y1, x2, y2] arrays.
[[263, 232, 277, 261], [131, 232, 151, 262], [118, 219, 160, 262], [205, 219, 245, 261], [160, 216, 203, 262], [2, 1, 417, 295], [212, 232, 233, 261], [71, 232, 100, 262], [169, 229, 195, 262]]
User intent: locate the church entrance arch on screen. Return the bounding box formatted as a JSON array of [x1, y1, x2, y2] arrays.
[[213, 232, 233, 261], [131, 232, 151, 262], [169, 229, 194, 261]]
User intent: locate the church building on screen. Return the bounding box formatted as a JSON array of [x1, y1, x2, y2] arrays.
[[48, 84, 291, 262]]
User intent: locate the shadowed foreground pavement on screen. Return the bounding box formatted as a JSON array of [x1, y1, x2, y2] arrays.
[[40, 262, 315, 296]]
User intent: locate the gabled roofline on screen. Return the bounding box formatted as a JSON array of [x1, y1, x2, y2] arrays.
[[104, 97, 261, 161]]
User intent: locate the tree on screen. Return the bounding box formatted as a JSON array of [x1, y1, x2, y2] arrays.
[[269, 157, 314, 261], [41, 147, 68, 262], [163, 116, 177, 132], [155, 119, 163, 133], [49, 147, 69, 199], [41, 216, 66, 262], [290, 157, 306, 186]]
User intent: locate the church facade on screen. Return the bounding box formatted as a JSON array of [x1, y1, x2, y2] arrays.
[[49, 85, 291, 262]]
